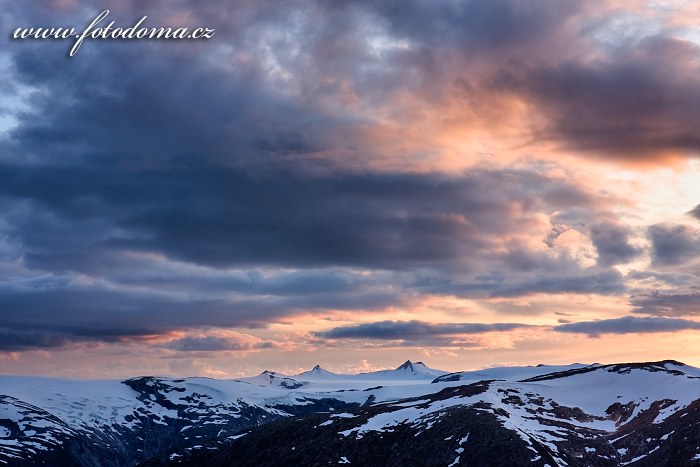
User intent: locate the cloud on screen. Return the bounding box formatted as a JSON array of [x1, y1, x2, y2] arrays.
[[361, 1, 700, 162], [648, 224, 700, 267], [1, 0, 696, 360], [314, 320, 531, 340], [630, 291, 700, 317], [625, 269, 700, 291], [0, 160, 628, 351], [490, 269, 626, 297], [589, 222, 641, 267], [554, 316, 700, 337], [4, 0, 700, 169], [416, 269, 625, 299], [161, 331, 277, 352], [689, 204, 700, 221], [0, 276, 404, 338], [0, 165, 609, 272], [492, 36, 700, 161], [0, 330, 77, 351]]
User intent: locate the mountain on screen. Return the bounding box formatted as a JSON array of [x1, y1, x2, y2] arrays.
[[0, 374, 355, 466], [237, 370, 308, 389], [295, 365, 341, 380], [2, 360, 700, 466], [394, 359, 447, 377], [293, 360, 447, 382]]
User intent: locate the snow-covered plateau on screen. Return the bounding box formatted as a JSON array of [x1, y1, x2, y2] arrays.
[[1, 360, 700, 466]]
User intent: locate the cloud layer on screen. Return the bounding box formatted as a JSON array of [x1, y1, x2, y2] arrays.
[[554, 316, 700, 337]]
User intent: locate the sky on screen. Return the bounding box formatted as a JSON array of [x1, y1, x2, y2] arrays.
[[1, 0, 700, 378]]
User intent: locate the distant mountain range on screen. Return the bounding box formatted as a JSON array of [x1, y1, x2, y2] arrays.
[[2, 360, 700, 466]]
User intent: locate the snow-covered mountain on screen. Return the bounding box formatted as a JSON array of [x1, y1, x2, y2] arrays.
[[360, 360, 448, 380], [295, 364, 342, 381], [2, 360, 700, 466]]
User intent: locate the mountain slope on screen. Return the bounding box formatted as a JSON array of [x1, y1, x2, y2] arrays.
[[2, 360, 700, 466], [144, 361, 700, 467], [0, 375, 358, 466]]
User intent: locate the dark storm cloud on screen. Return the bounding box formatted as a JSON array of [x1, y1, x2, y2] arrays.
[[554, 316, 700, 337], [0, 330, 77, 351], [373, 0, 581, 50], [0, 165, 602, 272], [630, 291, 700, 317], [688, 204, 700, 221], [491, 270, 625, 297], [1, 2, 371, 170], [648, 224, 700, 267], [314, 320, 531, 340], [0, 0, 684, 353], [356, 1, 700, 161], [491, 36, 700, 160], [161, 335, 275, 352], [113, 268, 393, 298], [5, 0, 699, 168], [412, 269, 626, 299], [626, 270, 700, 289], [0, 158, 624, 351], [0, 280, 403, 337], [589, 222, 641, 267]]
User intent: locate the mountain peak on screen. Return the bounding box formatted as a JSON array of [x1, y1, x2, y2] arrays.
[[295, 364, 338, 379], [397, 360, 421, 371]]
